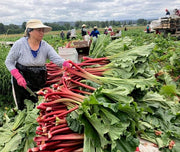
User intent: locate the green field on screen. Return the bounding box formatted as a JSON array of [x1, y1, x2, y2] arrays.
[[0, 27, 179, 152]]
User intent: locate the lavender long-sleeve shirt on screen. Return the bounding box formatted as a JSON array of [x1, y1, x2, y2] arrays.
[[5, 37, 65, 71]]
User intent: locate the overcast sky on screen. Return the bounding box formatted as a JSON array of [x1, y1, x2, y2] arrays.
[[0, 0, 180, 25]]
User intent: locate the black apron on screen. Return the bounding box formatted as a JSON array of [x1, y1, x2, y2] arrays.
[[13, 63, 47, 110]]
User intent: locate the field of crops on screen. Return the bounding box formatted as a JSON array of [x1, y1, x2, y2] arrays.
[[0, 27, 180, 152]]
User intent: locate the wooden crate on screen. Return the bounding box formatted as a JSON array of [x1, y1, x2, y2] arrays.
[[72, 40, 89, 48]]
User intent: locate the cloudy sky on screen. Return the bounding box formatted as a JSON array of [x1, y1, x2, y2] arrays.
[[0, 0, 180, 25]]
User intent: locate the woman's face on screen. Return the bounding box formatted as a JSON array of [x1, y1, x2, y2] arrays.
[[30, 28, 44, 41]]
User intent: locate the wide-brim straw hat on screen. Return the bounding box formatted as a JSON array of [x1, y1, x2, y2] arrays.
[[94, 26, 98, 29], [24, 19, 52, 36], [82, 24, 86, 27]]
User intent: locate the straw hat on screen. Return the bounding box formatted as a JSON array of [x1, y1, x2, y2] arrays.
[[94, 26, 98, 29], [104, 26, 108, 29], [24, 19, 52, 36], [82, 24, 86, 27]]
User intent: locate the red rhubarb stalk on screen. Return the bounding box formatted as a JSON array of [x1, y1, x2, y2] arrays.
[[43, 105, 79, 122], [39, 141, 62, 150], [50, 133, 84, 140], [46, 104, 67, 111], [42, 110, 67, 119], [48, 127, 72, 138], [70, 88, 92, 95], [55, 145, 83, 152], [69, 79, 96, 91], [52, 140, 83, 148], [41, 98, 82, 107], [50, 123, 68, 132]]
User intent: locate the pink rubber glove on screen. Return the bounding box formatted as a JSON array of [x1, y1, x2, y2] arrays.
[[63, 60, 71, 68], [10, 69, 27, 89]]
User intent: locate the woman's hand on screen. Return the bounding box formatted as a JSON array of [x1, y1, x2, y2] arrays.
[[10, 69, 27, 89], [63, 60, 71, 68]]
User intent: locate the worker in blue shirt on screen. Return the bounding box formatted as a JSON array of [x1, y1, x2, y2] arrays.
[[165, 9, 170, 16], [90, 26, 100, 38]]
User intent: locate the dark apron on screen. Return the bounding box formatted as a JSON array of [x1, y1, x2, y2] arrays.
[[13, 63, 47, 110]]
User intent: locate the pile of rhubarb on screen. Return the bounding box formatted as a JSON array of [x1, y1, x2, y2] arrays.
[[28, 43, 179, 152], [27, 58, 109, 152]]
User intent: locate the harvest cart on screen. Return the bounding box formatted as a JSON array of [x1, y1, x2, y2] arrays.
[[72, 40, 90, 55], [72, 40, 90, 62], [64, 40, 90, 62]]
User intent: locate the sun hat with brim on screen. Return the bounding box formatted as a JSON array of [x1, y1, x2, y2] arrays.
[[94, 26, 98, 29], [24, 19, 52, 36], [82, 24, 86, 27]]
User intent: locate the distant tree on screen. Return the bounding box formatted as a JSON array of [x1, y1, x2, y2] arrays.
[[100, 21, 106, 28], [75, 21, 81, 29], [8, 24, 20, 29], [85, 21, 91, 28], [64, 23, 71, 30], [114, 21, 121, 26], [6, 29, 22, 34], [128, 20, 133, 25], [0, 23, 5, 34], [4, 24, 23, 34], [147, 20, 151, 24], [137, 19, 147, 25], [22, 22, 26, 30], [44, 22, 60, 31]]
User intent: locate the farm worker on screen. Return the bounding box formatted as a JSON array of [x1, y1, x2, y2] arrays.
[[90, 26, 100, 38], [146, 25, 150, 33], [104, 26, 108, 35], [108, 26, 113, 33], [165, 9, 170, 16], [174, 8, 180, 16], [81, 24, 87, 40], [5, 19, 70, 110], [90, 26, 100, 44], [66, 30, 71, 39], [60, 30, 65, 40]]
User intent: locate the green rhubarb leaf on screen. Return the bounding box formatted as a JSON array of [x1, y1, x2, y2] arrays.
[[100, 108, 120, 125], [100, 107, 130, 140], [156, 133, 170, 149], [108, 122, 130, 141], [102, 86, 134, 104], [0, 127, 14, 145], [138, 120, 154, 130], [103, 67, 133, 79], [24, 99, 34, 111], [112, 136, 139, 152], [1, 132, 22, 152], [142, 92, 170, 108], [86, 112, 109, 146], [83, 135, 96, 152], [160, 84, 177, 98], [23, 133, 36, 152]]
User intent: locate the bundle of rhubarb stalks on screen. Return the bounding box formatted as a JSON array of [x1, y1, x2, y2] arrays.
[[27, 57, 109, 152], [28, 42, 179, 152], [27, 43, 163, 152]]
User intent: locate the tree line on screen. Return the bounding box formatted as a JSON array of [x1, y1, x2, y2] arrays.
[[0, 19, 151, 34]]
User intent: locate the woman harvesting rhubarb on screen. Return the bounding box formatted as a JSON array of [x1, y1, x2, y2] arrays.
[[5, 19, 70, 110]]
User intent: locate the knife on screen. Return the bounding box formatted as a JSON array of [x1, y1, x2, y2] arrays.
[[26, 86, 37, 97]]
